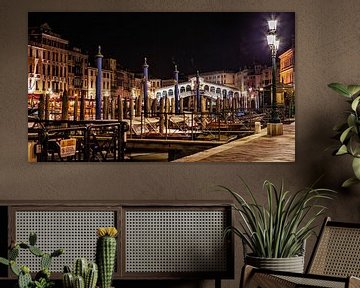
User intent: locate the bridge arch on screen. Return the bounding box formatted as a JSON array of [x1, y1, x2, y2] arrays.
[[204, 85, 209, 91], [186, 85, 191, 92], [168, 89, 174, 96]]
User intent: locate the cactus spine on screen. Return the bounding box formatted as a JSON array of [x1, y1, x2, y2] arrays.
[[63, 260, 98, 288], [63, 272, 74, 288], [18, 269, 32, 288], [74, 275, 85, 288], [85, 262, 98, 288], [74, 258, 88, 279], [96, 227, 118, 288]]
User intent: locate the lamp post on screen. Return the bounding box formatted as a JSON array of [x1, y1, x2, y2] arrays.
[[267, 20, 281, 123], [259, 87, 264, 110]]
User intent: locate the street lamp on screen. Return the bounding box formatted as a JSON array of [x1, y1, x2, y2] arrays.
[[267, 19, 281, 123], [259, 87, 264, 109]]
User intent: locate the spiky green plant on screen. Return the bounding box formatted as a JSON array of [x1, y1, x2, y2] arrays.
[[0, 232, 63, 288], [96, 227, 117, 288], [62, 260, 98, 288], [222, 179, 335, 258], [328, 83, 360, 187]]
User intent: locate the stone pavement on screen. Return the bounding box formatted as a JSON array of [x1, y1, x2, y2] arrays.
[[174, 122, 295, 162]]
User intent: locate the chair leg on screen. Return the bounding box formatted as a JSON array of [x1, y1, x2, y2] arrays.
[[215, 278, 221, 288], [240, 265, 255, 288]]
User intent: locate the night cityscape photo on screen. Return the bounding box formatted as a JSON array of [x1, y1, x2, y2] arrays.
[[27, 12, 295, 162]]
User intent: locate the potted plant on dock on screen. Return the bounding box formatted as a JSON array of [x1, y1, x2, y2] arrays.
[[222, 179, 335, 273]]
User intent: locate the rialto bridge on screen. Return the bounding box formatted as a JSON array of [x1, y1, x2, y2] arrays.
[[154, 76, 260, 110]]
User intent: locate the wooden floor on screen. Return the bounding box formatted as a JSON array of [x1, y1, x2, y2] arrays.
[[174, 122, 295, 162]]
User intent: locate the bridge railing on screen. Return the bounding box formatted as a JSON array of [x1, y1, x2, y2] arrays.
[[28, 119, 129, 162], [137, 109, 272, 140]]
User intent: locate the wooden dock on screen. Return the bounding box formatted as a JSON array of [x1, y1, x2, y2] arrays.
[[173, 122, 295, 162]]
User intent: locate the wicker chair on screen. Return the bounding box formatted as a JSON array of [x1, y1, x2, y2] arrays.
[[241, 217, 360, 288]]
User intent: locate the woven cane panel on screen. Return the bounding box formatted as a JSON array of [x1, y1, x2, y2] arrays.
[[15, 211, 115, 272], [125, 210, 227, 273], [277, 275, 345, 288], [310, 226, 360, 277]]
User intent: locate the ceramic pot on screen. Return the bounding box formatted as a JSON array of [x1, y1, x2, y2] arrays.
[[245, 254, 305, 273]]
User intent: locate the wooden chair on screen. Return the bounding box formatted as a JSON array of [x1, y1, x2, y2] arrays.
[[241, 217, 360, 288]]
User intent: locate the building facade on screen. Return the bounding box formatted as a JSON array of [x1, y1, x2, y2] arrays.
[[28, 23, 71, 97], [189, 71, 236, 87], [279, 48, 295, 86]]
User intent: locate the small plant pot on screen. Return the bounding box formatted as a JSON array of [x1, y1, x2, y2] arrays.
[[245, 254, 305, 273]]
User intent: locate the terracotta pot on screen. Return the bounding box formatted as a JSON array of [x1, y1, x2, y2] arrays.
[[245, 254, 305, 273]]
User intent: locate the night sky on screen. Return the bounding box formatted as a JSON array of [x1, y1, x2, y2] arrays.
[[28, 12, 295, 79]]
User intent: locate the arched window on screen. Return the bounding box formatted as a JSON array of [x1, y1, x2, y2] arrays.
[[162, 91, 167, 97], [168, 89, 174, 96], [216, 88, 221, 94], [180, 86, 185, 93], [210, 86, 215, 93], [186, 85, 191, 92], [204, 85, 209, 91]]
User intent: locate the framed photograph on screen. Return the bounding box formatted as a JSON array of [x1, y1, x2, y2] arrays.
[[27, 12, 295, 162]]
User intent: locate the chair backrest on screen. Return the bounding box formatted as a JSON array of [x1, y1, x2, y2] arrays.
[[307, 217, 360, 277]]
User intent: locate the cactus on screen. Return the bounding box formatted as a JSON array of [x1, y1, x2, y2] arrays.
[[96, 227, 118, 288], [18, 269, 32, 288], [63, 259, 98, 288], [9, 246, 19, 260], [85, 263, 98, 288], [19, 243, 30, 249], [73, 275, 85, 288], [29, 245, 44, 257], [41, 253, 52, 270], [35, 268, 51, 285], [63, 272, 74, 288], [10, 260, 20, 276], [74, 258, 87, 279], [63, 265, 72, 273], [51, 248, 64, 258], [0, 233, 63, 288], [29, 232, 37, 246]]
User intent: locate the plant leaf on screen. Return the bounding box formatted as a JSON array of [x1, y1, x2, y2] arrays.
[[340, 127, 353, 143], [0, 257, 9, 266], [347, 114, 356, 128], [351, 96, 360, 111], [349, 135, 360, 157], [342, 177, 360, 188], [336, 145, 348, 155], [352, 157, 360, 179], [328, 83, 352, 98], [347, 85, 360, 97]]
